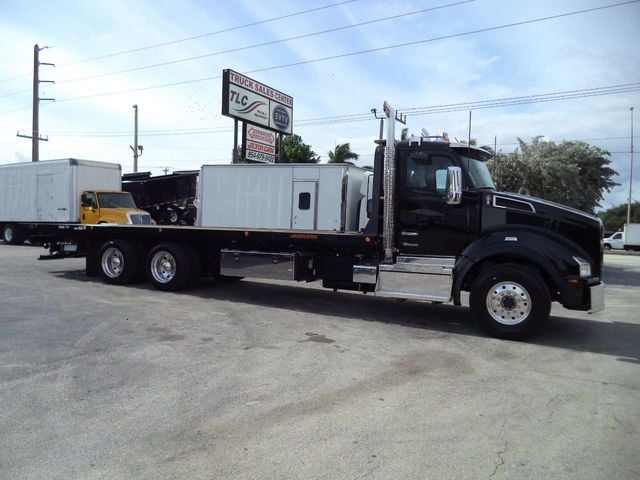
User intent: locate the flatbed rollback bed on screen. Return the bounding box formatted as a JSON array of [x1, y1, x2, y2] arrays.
[[37, 222, 380, 292]]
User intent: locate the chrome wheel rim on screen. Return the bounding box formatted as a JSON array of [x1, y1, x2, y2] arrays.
[[486, 281, 532, 325], [150, 251, 176, 284], [101, 247, 124, 278], [4, 228, 13, 243]]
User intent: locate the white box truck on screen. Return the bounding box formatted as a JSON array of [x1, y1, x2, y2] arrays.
[[0, 159, 151, 244], [623, 223, 640, 250], [197, 163, 367, 231]]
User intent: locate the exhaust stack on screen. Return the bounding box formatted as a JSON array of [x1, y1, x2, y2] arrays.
[[382, 102, 405, 262]]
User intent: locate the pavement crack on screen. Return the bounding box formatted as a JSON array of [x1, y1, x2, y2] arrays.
[[489, 441, 508, 479]]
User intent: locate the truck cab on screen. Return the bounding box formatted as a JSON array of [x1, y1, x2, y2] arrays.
[[604, 231, 624, 250], [360, 105, 604, 338], [80, 191, 152, 225]]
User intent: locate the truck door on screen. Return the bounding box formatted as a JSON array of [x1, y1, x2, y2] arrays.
[[396, 150, 476, 256], [80, 192, 100, 224], [36, 174, 59, 221], [292, 181, 317, 229]]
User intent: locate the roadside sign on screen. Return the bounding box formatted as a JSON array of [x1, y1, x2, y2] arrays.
[[222, 69, 293, 135], [243, 124, 276, 163]]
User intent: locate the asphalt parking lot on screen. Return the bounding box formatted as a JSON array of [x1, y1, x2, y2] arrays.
[[1, 245, 639, 480]]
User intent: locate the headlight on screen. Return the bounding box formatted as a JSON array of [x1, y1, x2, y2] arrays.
[[572, 256, 592, 277]]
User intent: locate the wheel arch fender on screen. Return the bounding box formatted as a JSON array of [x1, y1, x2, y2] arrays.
[[452, 231, 578, 305]]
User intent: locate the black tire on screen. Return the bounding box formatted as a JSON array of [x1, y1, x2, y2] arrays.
[[147, 242, 192, 291], [98, 240, 140, 284], [166, 207, 181, 225], [469, 264, 551, 339], [2, 224, 24, 245], [603, 244, 611, 251]]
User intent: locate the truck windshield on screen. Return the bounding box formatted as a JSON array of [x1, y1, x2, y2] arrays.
[[97, 192, 137, 208], [459, 155, 496, 190]]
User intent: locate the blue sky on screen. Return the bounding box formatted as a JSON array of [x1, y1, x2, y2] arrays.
[[1, 0, 639, 210]]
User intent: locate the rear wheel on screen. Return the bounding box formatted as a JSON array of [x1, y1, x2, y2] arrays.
[[147, 242, 192, 291], [2, 224, 24, 245], [98, 240, 140, 284], [470, 264, 551, 339]]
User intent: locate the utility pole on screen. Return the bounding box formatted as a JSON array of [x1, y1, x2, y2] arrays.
[[17, 44, 54, 162], [628, 107, 635, 225], [130, 105, 143, 172]]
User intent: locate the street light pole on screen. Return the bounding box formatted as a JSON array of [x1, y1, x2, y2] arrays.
[[628, 107, 635, 225], [130, 105, 143, 173]]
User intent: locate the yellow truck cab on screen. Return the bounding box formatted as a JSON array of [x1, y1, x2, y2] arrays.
[[80, 191, 152, 224]]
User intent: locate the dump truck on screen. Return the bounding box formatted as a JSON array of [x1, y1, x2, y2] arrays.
[[121, 171, 198, 225]]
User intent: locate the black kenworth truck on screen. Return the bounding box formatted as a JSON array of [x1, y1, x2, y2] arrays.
[[35, 103, 604, 339]]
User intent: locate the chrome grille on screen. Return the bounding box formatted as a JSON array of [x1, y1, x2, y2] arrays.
[[128, 213, 152, 225]]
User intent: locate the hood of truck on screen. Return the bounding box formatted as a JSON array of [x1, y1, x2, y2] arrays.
[[98, 208, 152, 224], [480, 191, 603, 272]]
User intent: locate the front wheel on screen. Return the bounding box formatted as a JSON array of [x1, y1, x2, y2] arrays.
[[469, 264, 551, 339]]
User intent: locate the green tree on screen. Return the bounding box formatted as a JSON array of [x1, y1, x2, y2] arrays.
[[487, 137, 618, 213], [598, 202, 640, 233], [328, 143, 359, 164], [280, 134, 320, 163]]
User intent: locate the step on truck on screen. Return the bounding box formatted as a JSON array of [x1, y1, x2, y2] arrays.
[[0, 159, 152, 245], [37, 103, 605, 339]]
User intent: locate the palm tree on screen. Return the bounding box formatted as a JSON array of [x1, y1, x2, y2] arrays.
[[328, 143, 359, 164]]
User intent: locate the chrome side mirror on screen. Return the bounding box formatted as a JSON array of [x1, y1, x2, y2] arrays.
[[446, 166, 462, 205]]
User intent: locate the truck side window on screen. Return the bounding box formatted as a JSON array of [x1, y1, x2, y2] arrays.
[[405, 153, 453, 194], [82, 193, 97, 208], [298, 192, 311, 210]]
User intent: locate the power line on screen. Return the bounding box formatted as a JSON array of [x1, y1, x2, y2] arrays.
[[49, 0, 640, 104], [296, 84, 640, 126], [0, 88, 32, 99], [34, 82, 640, 137], [0, 0, 356, 85], [51, 0, 236, 51], [58, 0, 358, 67], [56, 1, 474, 85]]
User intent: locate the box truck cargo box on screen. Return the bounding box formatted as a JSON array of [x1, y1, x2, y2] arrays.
[[197, 164, 366, 231], [624, 223, 640, 250], [0, 159, 122, 223]]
